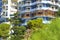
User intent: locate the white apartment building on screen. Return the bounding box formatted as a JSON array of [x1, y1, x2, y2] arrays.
[[1, 0, 17, 19], [18, 0, 60, 25]]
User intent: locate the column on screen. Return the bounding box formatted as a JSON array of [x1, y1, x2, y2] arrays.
[[8, 0, 11, 19]]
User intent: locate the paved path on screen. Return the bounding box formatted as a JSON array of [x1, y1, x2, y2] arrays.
[[24, 29, 32, 40]]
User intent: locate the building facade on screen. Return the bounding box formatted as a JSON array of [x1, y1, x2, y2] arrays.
[[19, 0, 60, 25], [2, 0, 17, 18], [0, 0, 18, 23], [0, 0, 5, 23], [0, 0, 2, 15]]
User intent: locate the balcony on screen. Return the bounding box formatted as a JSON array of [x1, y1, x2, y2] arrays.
[[41, 1, 52, 4], [11, 3, 17, 6], [21, 7, 50, 13], [20, 6, 58, 13], [3, 3, 8, 6], [21, 2, 37, 7], [20, 0, 59, 7]]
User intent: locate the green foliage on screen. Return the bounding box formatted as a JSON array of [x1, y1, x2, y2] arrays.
[[10, 35, 23, 40], [10, 26, 26, 40], [9, 12, 21, 26], [10, 12, 26, 40], [56, 9, 60, 17], [13, 26, 26, 35], [29, 18, 60, 40], [27, 18, 43, 29], [0, 23, 10, 38]]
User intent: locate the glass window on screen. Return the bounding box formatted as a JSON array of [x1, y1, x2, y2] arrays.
[[37, 0, 42, 1], [46, 4, 50, 7], [0, 1, 2, 7], [55, 0, 58, 3], [31, 0, 37, 3], [21, 1, 24, 5], [6, 12, 8, 16], [0, 8, 2, 12], [19, 2, 21, 4], [51, 0, 54, 2], [26, 7, 30, 10], [31, 5, 37, 9], [26, 14, 29, 16], [55, 6, 58, 9], [51, 6, 54, 9], [38, 12, 43, 14], [21, 7, 26, 11], [43, 3, 50, 7]]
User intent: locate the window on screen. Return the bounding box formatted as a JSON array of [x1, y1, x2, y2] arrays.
[[21, 7, 26, 11], [31, 0, 37, 3], [0, 1, 2, 7], [59, 2, 60, 4], [37, 4, 42, 8], [19, 7, 21, 10], [40, 5, 42, 8], [26, 14, 30, 16], [38, 12, 43, 14], [15, 7, 17, 9], [3, 12, 8, 16], [55, 6, 58, 9], [51, 6, 54, 9], [37, 0, 42, 1], [46, 0, 50, 1], [27, 8, 30, 10], [55, 0, 58, 3], [43, 3, 50, 7], [21, 14, 24, 17], [6, 6, 8, 8], [19, 2, 21, 4], [10, 14, 14, 16], [2, 12, 5, 16], [31, 5, 37, 9], [6, 6, 8, 10], [26, 7, 30, 10], [51, 0, 54, 2], [21, 1, 24, 5], [6, 12, 8, 16], [46, 4, 50, 7], [26, 1, 30, 4], [26, 0, 31, 4], [31, 13, 34, 17], [0, 8, 2, 12], [27, 2, 30, 4]]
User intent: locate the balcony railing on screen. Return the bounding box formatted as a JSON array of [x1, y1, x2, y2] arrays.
[[20, 7, 58, 13], [20, 0, 59, 7]]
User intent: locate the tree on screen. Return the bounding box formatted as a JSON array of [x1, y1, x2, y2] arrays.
[[9, 12, 26, 40], [56, 9, 60, 17], [10, 26, 26, 40], [27, 18, 43, 30], [29, 18, 60, 40], [0, 23, 10, 40], [9, 12, 22, 26]]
